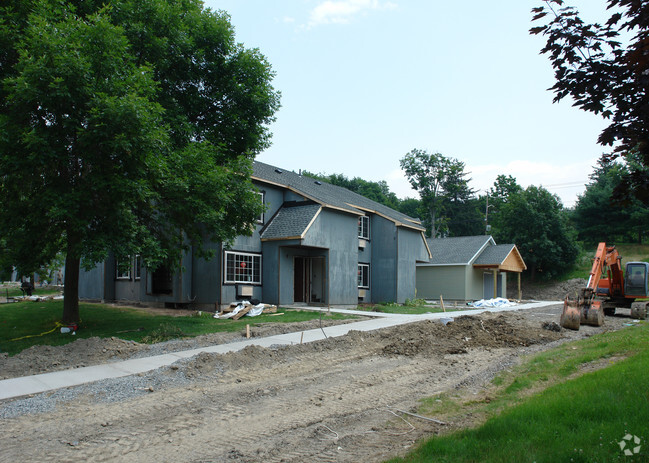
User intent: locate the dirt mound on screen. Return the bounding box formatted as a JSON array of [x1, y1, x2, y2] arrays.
[[176, 313, 563, 376], [381, 314, 561, 356], [0, 317, 358, 380], [0, 337, 146, 380], [523, 278, 587, 301]]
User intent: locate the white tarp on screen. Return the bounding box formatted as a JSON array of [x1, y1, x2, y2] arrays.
[[213, 300, 267, 319], [470, 297, 515, 308]]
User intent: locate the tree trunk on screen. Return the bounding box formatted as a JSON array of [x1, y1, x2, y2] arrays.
[[62, 236, 81, 324]]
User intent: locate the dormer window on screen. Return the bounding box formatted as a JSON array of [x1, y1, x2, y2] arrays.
[[358, 215, 369, 239]]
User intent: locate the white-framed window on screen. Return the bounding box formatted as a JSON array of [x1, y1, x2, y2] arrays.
[[257, 191, 265, 224], [116, 257, 131, 280], [358, 263, 370, 289], [134, 255, 142, 280], [224, 251, 262, 284], [358, 215, 369, 239]]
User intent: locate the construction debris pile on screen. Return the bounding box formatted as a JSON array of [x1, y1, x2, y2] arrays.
[[214, 301, 278, 320]]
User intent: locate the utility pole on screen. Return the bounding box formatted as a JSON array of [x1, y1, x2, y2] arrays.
[[484, 195, 492, 234]]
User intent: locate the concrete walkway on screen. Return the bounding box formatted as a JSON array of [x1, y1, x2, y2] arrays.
[[0, 301, 559, 401]]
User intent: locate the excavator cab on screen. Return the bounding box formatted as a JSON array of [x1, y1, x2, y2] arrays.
[[625, 262, 649, 297]]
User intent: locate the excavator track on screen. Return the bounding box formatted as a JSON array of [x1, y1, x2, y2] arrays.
[[630, 301, 649, 320]]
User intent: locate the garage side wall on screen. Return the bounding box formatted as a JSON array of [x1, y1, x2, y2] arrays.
[[416, 265, 466, 300], [397, 228, 427, 303]]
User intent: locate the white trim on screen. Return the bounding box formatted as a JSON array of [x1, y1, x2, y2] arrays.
[[224, 250, 262, 285], [116, 257, 131, 280], [256, 191, 265, 224], [358, 263, 370, 289], [358, 215, 370, 239], [134, 255, 142, 280]]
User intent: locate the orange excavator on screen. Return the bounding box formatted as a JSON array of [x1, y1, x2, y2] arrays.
[[560, 242, 649, 330]]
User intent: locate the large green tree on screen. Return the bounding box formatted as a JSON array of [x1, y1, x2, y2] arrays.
[[0, 0, 280, 323], [574, 157, 649, 244], [440, 166, 483, 237], [400, 149, 471, 238], [492, 184, 578, 280], [531, 0, 649, 203]]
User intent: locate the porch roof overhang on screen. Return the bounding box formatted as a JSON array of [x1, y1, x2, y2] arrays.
[[472, 244, 527, 273], [260, 204, 322, 242]]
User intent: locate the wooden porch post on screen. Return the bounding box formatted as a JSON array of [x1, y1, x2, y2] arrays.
[[493, 269, 498, 298], [517, 272, 522, 301]]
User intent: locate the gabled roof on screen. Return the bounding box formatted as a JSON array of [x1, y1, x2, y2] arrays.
[[260, 204, 321, 241], [474, 244, 527, 272], [474, 244, 515, 266], [252, 161, 425, 232], [423, 235, 496, 265]]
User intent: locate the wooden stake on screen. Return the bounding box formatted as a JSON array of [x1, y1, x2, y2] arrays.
[[440, 295, 446, 312], [246, 324, 250, 338], [300, 332, 304, 344]]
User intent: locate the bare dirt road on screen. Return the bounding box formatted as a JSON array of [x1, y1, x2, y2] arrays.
[[0, 304, 631, 463]]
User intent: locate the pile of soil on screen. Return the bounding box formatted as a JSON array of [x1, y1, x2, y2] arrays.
[[0, 337, 146, 380], [176, 313, 563, 377], [522, 278, 587, 301], [0, 317, 359, 380]]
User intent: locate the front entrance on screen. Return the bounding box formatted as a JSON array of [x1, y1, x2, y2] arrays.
[[294, 256, 325, 304], [483, 272, 502, 299]]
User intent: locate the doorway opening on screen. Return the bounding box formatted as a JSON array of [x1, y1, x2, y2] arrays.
[[294, 256, 325, 304]]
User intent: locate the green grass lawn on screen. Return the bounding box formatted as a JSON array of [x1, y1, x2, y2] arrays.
[[360, 299, 480, 315], [0, 300, 355, 356], [386, 321, 649, 463], [564, 242, 649, 280], [1, 286, 61, 298]]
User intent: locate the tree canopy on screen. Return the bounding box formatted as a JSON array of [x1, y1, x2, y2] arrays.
[[400, 149, 475, 237], [573, 157, 649, 244], [531, 0, 649, 203], [491, 182, 578, 280], [0, 0, 280, 322], [302, 171, 401, 210]]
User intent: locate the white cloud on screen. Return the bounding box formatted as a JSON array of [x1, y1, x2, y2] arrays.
[[307, 0, 397, 27]]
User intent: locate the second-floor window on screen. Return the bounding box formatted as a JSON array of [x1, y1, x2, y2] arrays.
[[358, 215, 369, 239], [257, 192, 265, 224]]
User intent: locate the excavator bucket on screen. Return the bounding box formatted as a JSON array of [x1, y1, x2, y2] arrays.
[[580, 300, 604, 326], [560, 295, 581, 330]]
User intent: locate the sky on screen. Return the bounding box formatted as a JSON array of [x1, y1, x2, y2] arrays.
[[203, 0, 613, 208]]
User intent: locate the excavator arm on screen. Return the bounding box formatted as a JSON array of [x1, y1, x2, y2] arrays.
[[560, 242, 622, 330]]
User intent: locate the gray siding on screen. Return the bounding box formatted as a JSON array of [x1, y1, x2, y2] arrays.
[[396, 227, 428, 303], [79, 168, 427, 308], [78, 262, 106, 300], [191, 244, 221, 306], [416, 265, 467, 300], [370, 216, 397, 303], [303, 209, 358, 305]]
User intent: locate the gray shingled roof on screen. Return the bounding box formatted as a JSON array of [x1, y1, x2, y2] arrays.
[[425, 236, 495, 265], [252, 161, 424, 231], [474, 244, 516, 266], [260, 204, 321, 241]]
